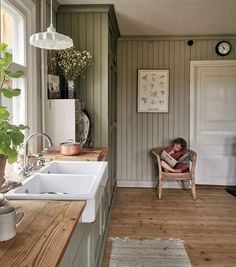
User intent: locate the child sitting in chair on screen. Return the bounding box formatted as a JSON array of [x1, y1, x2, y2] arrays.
[[161, 138, 189, 173]]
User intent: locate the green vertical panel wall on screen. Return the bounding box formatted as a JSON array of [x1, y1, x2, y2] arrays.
[[57, 5, 118, 147]]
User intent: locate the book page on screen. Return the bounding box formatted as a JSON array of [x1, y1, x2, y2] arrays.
[[178, 152, 190, 163], [160, 150, 177, 167]]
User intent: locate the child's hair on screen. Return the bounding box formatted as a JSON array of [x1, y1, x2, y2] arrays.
[[172, 137, 187, 150]]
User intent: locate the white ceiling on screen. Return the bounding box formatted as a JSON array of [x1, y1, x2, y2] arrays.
[[57, 0, 236, 36]]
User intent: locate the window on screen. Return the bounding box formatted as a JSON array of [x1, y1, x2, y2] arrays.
[[0, 0, 37, 174], [1, 1, 25, 65], [1, 1, 26, 127]]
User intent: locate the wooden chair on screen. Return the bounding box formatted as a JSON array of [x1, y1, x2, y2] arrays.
[[152, 146, 197, 200]]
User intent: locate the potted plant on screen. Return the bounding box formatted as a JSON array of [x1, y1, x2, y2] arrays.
[[0, 43, 28, 187], [55, 47, 93, 98]]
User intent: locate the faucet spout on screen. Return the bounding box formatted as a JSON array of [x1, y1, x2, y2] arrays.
[[22, 132, 53, 175]]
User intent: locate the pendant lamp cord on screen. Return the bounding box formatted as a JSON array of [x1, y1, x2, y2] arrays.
[[50, 0, 53, 26]]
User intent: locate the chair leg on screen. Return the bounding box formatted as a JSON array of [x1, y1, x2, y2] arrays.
[[158, 178, 162, 199], [181, 180, 186, 190], [191, 181, 196, 200]]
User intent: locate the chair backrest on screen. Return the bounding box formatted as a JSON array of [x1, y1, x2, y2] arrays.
[[152, 146, 167, 156]]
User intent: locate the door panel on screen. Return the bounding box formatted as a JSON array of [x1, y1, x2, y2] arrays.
[[190, 61, 236, 185]]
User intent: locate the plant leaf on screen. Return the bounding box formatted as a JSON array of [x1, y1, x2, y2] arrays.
[[0, 88, 21, 98], [18, 124, 29, 130], [4, 52, 12, 64], [0, 132, 11, 146], [6, 147, 18, 164], [0, 58, 7, 65], [0, 43, 8, 52], [8, 130, 25, 146], [4, 70, 24, 78], [0, 106, 10, 120], [0, 144, 9, 155]]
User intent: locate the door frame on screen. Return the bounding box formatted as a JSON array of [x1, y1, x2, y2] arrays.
[[190, 60, 236, 184]]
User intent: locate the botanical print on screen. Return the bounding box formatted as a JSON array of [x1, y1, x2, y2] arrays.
[[138, 70, 169, 112]]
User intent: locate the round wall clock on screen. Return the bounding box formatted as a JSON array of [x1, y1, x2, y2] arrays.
[[215, 41, 232, 56]]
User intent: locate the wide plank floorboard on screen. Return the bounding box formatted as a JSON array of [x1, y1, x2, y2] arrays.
[[102, 188, 236, 267]]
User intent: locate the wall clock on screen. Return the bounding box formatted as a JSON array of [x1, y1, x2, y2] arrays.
[[215, 41, 232, 56]]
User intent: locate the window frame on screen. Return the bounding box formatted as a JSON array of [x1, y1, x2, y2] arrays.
[[1, 0, 38, 173], [1, 0, 25, 65], [1, 0, 38, 135]]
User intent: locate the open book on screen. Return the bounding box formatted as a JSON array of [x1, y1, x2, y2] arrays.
[[160, 150, 190, 168]]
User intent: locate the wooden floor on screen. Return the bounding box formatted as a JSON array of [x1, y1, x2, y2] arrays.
[[102, 188, 236, 267]]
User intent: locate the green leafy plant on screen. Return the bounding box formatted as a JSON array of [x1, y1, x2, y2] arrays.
[[0, 43, 28, 163]]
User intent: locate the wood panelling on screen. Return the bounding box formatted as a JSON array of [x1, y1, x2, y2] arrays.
[[117, 37, 236, 186], [57, 7, 111, 147], [102, 188, 236, 267], [56, 5, 119, 200]]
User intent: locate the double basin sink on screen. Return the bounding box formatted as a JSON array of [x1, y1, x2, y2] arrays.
[[6, 161, 108, 223]]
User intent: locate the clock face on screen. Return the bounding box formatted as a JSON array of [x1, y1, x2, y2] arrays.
[[215, 41, 231, 56]]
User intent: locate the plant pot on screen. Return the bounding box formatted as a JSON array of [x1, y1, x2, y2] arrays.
[[0, 156, 7, 188]]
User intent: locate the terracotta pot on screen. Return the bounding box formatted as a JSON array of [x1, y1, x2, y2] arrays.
[[0, 156, 7, 188], [60, 140, 81, 156]]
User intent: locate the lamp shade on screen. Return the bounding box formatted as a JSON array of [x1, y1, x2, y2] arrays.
[[30, 24, 73, 50]]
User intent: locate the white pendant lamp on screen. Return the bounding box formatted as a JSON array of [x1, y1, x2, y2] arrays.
[[30, 0, 73, 50]]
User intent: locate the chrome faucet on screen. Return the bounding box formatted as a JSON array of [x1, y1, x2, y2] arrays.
[[21, 132, 53, 177]]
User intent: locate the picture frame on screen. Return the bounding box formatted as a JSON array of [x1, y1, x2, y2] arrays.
[[137, 69, 169, 112], [47, 74, 60, 99]]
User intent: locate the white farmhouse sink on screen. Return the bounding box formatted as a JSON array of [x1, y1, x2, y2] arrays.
[[6, 161, 108, 223], [40, 161, 105, 175]]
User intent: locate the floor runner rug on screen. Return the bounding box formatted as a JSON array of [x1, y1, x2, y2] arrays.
[[109, 238, 192, 267]]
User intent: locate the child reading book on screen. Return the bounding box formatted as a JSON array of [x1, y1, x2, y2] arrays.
[[160, 138, 189, 173]]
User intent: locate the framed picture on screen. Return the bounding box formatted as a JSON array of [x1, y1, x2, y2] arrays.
[[47, 74, 60, 99], [137, 69, 169, 112]]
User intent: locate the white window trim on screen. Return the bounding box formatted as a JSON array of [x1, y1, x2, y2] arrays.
[[1, 0, 39, 175], [2, 0, 39, 156], [6, 0, 38, 137], [1, 0, 25, 65]]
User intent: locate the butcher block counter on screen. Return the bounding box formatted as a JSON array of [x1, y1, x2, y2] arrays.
[[0, 147, 109, 266], [44, 147, 110, 162], [0, 200, 85, 267]]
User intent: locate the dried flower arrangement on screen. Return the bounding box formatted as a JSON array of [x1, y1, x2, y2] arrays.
[[56, 47, 93, 81]]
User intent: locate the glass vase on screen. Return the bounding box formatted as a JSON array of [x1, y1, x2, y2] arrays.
[[67, 80, 75, 99]]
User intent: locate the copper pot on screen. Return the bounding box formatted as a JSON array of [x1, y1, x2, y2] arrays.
[[60, 140, 81, 156]]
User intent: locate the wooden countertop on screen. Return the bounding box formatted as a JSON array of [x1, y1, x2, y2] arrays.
[[44, 147, 110, 162], [0, 200, 85, 267], [0, 147, 109, 266]]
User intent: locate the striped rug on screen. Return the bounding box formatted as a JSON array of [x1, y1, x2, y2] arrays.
[[109, 238, 192, 267]]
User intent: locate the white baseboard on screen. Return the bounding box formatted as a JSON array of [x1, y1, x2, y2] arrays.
[[117, 181, 156, 188], [196, 178, 236, 186], [117, 180, 188, 188]]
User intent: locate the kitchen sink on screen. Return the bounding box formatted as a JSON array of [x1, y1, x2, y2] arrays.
[[5, 161, 108, 223], [8, 173, 97, 197], [40, 161, 105, 175]]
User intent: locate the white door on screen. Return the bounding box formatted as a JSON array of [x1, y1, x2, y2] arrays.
[[190, 60, 236, 185]]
